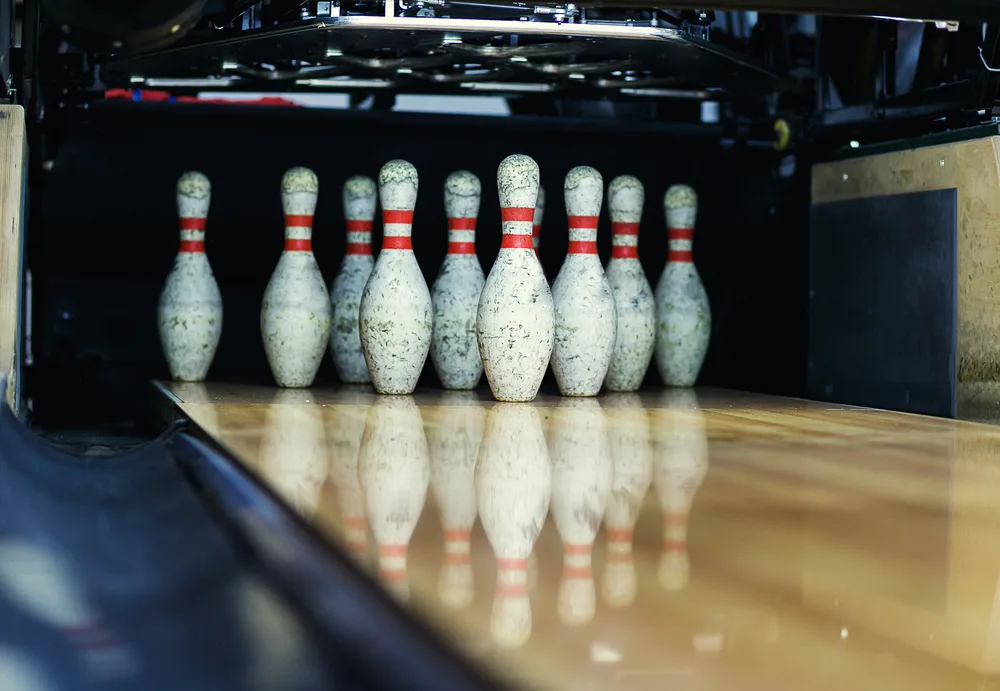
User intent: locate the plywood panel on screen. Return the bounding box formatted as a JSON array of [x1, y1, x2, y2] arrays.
[[812, 138, 1000, 416], [0, 106, 26, 414]]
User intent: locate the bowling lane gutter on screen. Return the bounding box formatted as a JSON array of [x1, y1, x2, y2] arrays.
[[155, 387, 505, 691]]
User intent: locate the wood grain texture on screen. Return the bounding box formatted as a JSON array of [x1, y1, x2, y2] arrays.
[[0, 107, 26, 414], [161, 381, 1000, 689], [812, 138, 1000, 418]]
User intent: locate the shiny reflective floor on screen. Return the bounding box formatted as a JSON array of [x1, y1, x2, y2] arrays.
[[161, 382, 1000, 691]]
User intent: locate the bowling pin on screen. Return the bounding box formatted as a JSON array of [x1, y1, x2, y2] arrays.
[[158, 171, 222, 382], [551, 166, 617, 397], [532, 185, 545, 257], [359, 160, 433, 395], [652, 389, 708, 591], [601, 393, 653, 608], [476, 403, 551, 648], [357, 396, 430, 601], [258, 389, 329, 519], [549, 398, 613, 626], [430, 171, 486, 390], [477, 155, 554, 402], [261, 167, 333, 388], [0, 539, 136, 681], [604, 175, 655, 393], [426, 391, 486, 608], [330, 176, 377, 384], [325, 388, 374, 568], [655, 185, 711, 387]]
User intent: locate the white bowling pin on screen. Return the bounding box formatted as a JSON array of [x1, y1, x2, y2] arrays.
[[261, 167, 333, 388], [427, 391, 486, 608], [475, 403, 551, 648], [0, 539, 136, 681], [551, 166, 617, 397], [359, 160, 433, 395], [0, 647, 53, 691], [357, 396, 431, 601], [549, 398, 613, 626], [652, 389, 708, 591], [258, 389, 329, 518], [532, 185, 545, 257], [430, 171, 486, 390], [158, 171, 222, 382], [655, 185, 711, 387], [330, 176, 377, 384], [601, 393, 653, 608], [325, 388, 374, 568], [604, 175, 655, 393], [477, 155, 554, 402]]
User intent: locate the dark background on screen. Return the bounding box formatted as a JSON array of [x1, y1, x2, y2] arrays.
[[28, 100, 809, 424]]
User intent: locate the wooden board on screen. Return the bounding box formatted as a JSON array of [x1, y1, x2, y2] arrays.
[[0, 106, 25, 414], [158, 381, 1000, 689], [812, 136, 1000, 419]]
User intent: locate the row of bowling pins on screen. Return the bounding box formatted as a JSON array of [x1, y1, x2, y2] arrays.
[[233, 387, 709, 650], [158, 156, 711, 402]]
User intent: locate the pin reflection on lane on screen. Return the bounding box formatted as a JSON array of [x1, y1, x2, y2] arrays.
[[358, 395, 430, 602], [259, 389, 329, 519], [427, 392, 486, 610], [550, 399, 612, 627], [476, 403, 550, 649], [652, 388, 709, 592], [325, 387, 373, 569], [602, 393, 653, 608]]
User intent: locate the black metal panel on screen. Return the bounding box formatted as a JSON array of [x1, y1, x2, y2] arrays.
[[626, 0, 1000, 22], [809, 189, 958, 417]]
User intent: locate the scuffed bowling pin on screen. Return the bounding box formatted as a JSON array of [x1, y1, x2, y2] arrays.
[[652, 389, 708, 591], [359, 160, 433, 395], [476, 403, 551, 648], [427, 391, 486, 608], [158, 171, 222, 382], [604, 176, 655, 392], [602, 393, 653, 608], [655, 185, 711, 387], [357, 396, 430, 601], [261, 167, 332, 388], [330, 176, 377, 384], [477, 155, 554, 402], [258, 389, 329, 519], [532, 185, 545, 257], [549, 398, 613, 625], [430, 171, 486, 390], [551, 166, 617, 397]]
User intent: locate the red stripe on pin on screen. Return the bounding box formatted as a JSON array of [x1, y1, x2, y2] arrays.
[[343, 516, 366, 529], [664, 539, 687, 552], [496, 584, 528, 598], [383, 236, 413, 250], [448, 217, 476, 231], [178, 240, 204, 253], [380, 569, 407, 583], [668, 227, 694, 241], [606, 529, 633, 542], [568, 215, 599, 229], [345, 242, 371, 255], [501, 207, 534, 223], [284, 239, 311, 251], [568, 240, 598, 255], [179, 217, 206, 231], [285, 214, 313, 228], [501, 234, 534, 249], [611, 246, 639, 259], [383, 209, 414, 225], [444, 529, 472, 541], [563, 566, 592, 579], [612, 222, 639, 235], [668, 250, 693, 263], [665, 513, 688, 526], [346, 220, 373, 232], [448, 242, 476, 255], [497, 558, 527, 570], [379, 544, 407, 557], [564, 544, 592, 556], [532, 224, 541, 236]]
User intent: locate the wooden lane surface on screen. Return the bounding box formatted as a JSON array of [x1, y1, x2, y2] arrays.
[[160, 382, 1000, 690]]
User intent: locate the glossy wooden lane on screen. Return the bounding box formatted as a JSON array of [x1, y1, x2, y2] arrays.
[[160, 382, 1000, 690]]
